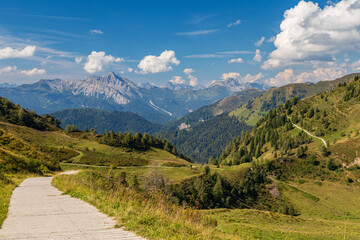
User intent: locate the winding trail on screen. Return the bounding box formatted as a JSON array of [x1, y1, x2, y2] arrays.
[[0, 171, 145, 240], [291, 122, 328, 148]]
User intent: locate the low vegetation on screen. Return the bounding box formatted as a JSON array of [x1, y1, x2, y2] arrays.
[[53, 170, 220, 240]]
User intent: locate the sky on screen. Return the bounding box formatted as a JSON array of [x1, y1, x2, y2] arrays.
[[1, 0, 360, 87]]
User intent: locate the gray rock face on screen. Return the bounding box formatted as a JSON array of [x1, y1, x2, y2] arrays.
[[210, 78, 269, 92], [43, 72, 143, 105], [0, 72, 268, 124]]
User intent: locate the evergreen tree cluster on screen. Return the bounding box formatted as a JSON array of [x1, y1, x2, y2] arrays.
[[65, 124, 79, 133], [172, 166, 268, 209], [158, 114, 251, 164], [0, 97, 60, 131], [52, 108, 161, 134], [216, 97, 313, 166], [342, 77, 360, 101], [99, 131, 193, 162]]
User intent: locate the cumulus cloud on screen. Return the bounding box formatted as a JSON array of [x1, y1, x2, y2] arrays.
[[227, 19, 241, 28], [242, 73, 265, 83], [0, 45, 36, 60], [222, 72, 240, 80], [90, 29, 104, 35], [296, 67, 347, 83], [75, 57, 82, 64], [128, 67, 133, 72], [183, 68, 198, 87], [253, 49, 262, 62], [20, 68, 46, 76], [84, 51, 123, 74], [184, 68, 194, 75], [255, 36, 265, 46], [228, 58, 243, 64], [137, 50, 180, 74], [0, 66, 17, 74], [169, 76, 186, 85], [266, 69, 296, 86], [188, 74, 198, 87], [266, 67, 347, 86], [263, 0, 360, 70], [221, 72, 264, 82], [351, 59, 360, 70]]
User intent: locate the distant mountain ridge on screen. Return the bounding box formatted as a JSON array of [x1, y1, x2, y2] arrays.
[[0, 72, 269, 124], [210, 77, 270, 92]]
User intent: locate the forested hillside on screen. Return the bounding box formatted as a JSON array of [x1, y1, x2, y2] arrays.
[[0, 97, 60, 131], [159, 114, 251, 163], [217, 74, 360, 168], [231, 73, 358, 126], [52, 108, 161, 134], [162, 88, 263, 131]]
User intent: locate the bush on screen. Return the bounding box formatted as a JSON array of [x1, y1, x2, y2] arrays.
[[327, 159, 338, 171]]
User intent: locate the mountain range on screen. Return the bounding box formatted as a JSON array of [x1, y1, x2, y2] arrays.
[[158, 73, 358, 163], [0, 72, 269, 124]]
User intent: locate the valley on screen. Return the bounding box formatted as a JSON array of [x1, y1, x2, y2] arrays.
[[3, 1, 360, 239], [1, 74, 360, 239]]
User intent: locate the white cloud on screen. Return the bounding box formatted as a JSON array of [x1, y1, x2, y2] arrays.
[[184, 54, 223, 58], [267, 36, 276, 42], [227, 19, 241, 28], [0, 45, 36, 60], [242, 73, 264, 83], [266, 69, 296, 86], [253, 49, 262, 62], [228, 58, 243, 64], [0, 66, 17, 74], [184, 68, 194, 75], [20, 68, 46, 76], [90, 29, 104, 35], [263, 0, 360, 70], [255, 36, 265, 46], [84, 51, 123, 74], [137, 50, 180, 74], [128, 67, 133, 72], [75, 57, 82, 64], [183, 68, 198, 87], [188, 74, 198, 87], [296, 67, 347, 83], [176, 29, 218, 36], [218, 50, 253, 54], [169, 76, 186, 85], [351, 59, 360, 70], [222, 72, 240, 80], [266, 67, 347, 86], [221, 72, 264, 83]]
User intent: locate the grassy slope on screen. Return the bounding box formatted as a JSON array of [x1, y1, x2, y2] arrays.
[[162, 88, 263, 131], [53, 76, 360, 239], [0, 121, 191, 228], [0, 173, 39, 226], [231, 73, 358, 126], [53, 171, 221, 240]]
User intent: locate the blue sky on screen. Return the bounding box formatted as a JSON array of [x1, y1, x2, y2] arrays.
[[1, 0, 360, 87]]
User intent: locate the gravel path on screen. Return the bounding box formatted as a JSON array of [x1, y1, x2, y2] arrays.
[[292, 122, 328, 147], [0, 172, 145, 240]]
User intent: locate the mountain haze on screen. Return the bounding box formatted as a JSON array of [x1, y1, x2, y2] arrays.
[[0, 72, 269, 124]]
